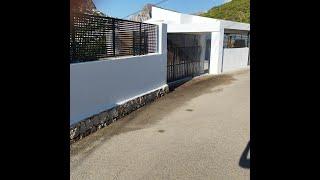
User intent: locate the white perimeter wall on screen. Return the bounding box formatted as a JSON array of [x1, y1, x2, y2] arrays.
[[222, 47, 249, 72], [70, 24, 167, 125]]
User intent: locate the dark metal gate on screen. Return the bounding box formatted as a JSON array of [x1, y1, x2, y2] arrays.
[[167, 46, 203, 83]]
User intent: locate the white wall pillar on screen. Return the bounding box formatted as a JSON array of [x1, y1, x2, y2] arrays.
[[209, 28, 224, 74], [156, 23, 167, 82], [157, 23, 167, 55]]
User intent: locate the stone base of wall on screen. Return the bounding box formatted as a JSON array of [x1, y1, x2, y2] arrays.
[[70, 86, 169, 144]]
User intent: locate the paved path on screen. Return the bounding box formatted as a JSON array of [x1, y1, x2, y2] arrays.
[[71, 69, 250, 180]]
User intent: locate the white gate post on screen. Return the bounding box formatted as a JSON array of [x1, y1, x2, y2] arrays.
[[209, 27, 224, 74]]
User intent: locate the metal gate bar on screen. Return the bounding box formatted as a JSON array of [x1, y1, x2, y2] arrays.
[[167, 46, 203, 83]]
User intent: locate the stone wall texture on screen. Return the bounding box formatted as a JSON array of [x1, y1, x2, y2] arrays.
[[70, 86, 169, 143]]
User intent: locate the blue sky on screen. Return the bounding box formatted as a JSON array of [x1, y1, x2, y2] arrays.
[[93, 0, 230, 19]]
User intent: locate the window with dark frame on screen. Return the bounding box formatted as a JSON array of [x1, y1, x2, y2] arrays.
[[223, 32, 250, 48]]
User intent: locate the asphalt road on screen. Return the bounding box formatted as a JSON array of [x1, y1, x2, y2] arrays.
[[71, 69, 250, 180]]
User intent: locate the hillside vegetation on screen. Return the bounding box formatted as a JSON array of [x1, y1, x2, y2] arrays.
[[201, 0, 250, 23]]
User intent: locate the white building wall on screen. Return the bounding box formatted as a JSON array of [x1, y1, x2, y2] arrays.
[[150, 7, 181, 24], [167, 23, 220, 33], [70, 24, 167, 125], [218, 28, 225, 74], [222, 47, 249, 72], [209, 24, 224, 75], [221, 20, 250, 31], [147, 6, 250, 75], [180, 13, 221, 25]]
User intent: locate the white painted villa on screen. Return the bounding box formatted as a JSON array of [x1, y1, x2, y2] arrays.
[[145, 6, 250, 76]]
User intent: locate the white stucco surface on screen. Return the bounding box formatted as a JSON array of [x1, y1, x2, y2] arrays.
[[70, 24, 167, 125], [222, 47, 249, 72], [146, 6, 250, 75]]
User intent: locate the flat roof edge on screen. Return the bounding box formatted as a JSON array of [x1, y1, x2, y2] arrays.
[[151, 6, 250, 26]]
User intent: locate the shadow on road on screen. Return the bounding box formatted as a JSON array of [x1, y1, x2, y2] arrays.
[[168, 77, 192, 91], [239, 141, 250, 169]]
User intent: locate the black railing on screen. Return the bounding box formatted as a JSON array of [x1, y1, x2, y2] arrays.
[[70, 13, 158, 63], [167, 46, 203, 83]]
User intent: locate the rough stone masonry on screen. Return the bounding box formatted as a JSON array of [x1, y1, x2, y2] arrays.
[[70, 86, 169, 143]]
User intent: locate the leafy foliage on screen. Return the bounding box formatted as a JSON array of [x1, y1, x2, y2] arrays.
[[201, 0, 250, 23]]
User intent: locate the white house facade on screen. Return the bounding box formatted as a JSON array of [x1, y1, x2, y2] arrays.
[[145, 6, 250, 76], [70, 7, 250, 142]]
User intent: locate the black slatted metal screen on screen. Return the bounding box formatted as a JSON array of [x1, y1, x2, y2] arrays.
[[70, 13, 158, 63], [167, 46, 203, 83], [167, 33, 205, 83]]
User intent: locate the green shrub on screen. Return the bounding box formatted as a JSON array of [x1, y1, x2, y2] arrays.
[[200, 0, 250, 23]]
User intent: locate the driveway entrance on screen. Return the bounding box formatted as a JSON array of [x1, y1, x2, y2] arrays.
[[167, 33, 210, 83]]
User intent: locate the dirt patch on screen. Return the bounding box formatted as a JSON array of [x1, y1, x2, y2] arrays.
[[71, 73, 236, 158], [158, 130, 165, 133]]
